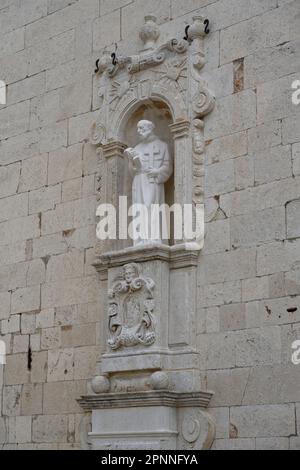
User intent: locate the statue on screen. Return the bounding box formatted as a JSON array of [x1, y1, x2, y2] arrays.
[[124, 120, 173, 245]]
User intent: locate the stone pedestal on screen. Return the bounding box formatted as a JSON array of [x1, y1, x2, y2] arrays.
[[78, 391, 215, 450]]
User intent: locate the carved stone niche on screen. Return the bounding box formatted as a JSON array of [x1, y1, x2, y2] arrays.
[[78, 15, 216, 451]]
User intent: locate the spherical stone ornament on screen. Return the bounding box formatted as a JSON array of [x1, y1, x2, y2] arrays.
[[91, 375, 110, 394], [150, 371, 169, 390]]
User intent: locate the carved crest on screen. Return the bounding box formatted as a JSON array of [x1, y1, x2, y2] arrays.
[[107, 263, 156, 350]]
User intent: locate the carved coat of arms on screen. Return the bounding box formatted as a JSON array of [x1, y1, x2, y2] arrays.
[[107, 263, 156, 350]]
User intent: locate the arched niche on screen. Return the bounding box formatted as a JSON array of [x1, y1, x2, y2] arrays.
[[119, 98, 175, 247]]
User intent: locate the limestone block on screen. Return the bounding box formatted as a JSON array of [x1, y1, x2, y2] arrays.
[[61, 323, 96, 348], [46, 250, 84, 282], [254, 145, 292, 185], [205, 131, 247, 165], [0, 193, 28, 224], [21, 313, 37, 334], [5, 354, 29, 385], [285, 268, 300, 295], [0, 101, 30, 140], [0, 163, 21, 199], [235, 326, 281, 367], [197, 332, 236, 370], [230, 404, 295, 438], [242, 365, 300, 405], [41, 276, 98, 309], [43, 380, 86, 414], [268, 272, 285, 298], [223, 281, 242, 305], [292, 143, 300, 176], [257, 239, 300, 276], [29, 185, 61, 214], [47, 348, 74, 382], [0, 242, 27, 267], [0, 49, 28, 85], [11, 286, 40, 315], [68, 111, 96, 145], [205, 159, 235, 197], [245, 39, 300, 88], [204, 220, 230, 255], [282, 115, 300, 145], [28, 29, 75, 76], [0, 129, 40, 166], [207, 368, 250, 407], [39, 120, 68, 153], [48, 0, 78, 14], [30, 333, 41, 352], [286, 199, 300, 239], [220, 176, 300, 218], [48, 144, 82, 185], [13, 335, 29, 354], [257, 73, 300, 124], [19, 153, 48, 192], [0, 215, 40, 247], [220, 1, 300, 64], [234, 155, 254, 190], [41, 327, 61, 350], [231, 207, 286, 248], [21, 384, 43, 416], [199, 248, 256, 285], [62, 178, 82, 202], [0, 262, 30, 292], [32, 415, 68, 443], [242, 277, 269, 302], [94, 10, 121, 51], [248, 121, 281, 154], [8, 73, 45, 106], [0, 27, 24, 60], [63, 225, 96, 250], [74, 346, 98, 380], [1, 315, 20, 334], [0, 417, 7, 444], [100, 0, 132, 16], [255, 438, 289, 450], [25, 259, 46, 287], [46, 58, 90, 92], [36, 309, 55, 329], [54, 305, 75, 326], [32, 234, 66, 258], [2, 385, 22, 417], [15, 416, 31, 444], [201, 63, 233, 99], [219, 303, 246, 331], [41, 201, 76, 235], [26, 0, 99, 45], [0, 292, 11, 320], [205, 90, 256, 140], [30, 351, 47, 383]]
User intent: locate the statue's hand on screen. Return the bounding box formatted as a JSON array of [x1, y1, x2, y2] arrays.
[[147, 168, 160, 178]]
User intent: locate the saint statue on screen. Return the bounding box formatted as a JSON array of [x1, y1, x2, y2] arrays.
[[124, 120, 173, 245]]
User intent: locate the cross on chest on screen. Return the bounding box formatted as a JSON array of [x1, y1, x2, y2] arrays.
[[144, 144, 160, 168]]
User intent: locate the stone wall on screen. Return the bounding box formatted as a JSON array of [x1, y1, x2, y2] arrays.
[[0, 0, 299, 450]]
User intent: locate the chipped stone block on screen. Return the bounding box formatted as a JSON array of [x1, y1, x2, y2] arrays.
[[286, 199, 300, 239], [21, 384, 43, 416], [11, 286, 40, 315], [32, 415, 68, 443], [47, 348, 74, 382]]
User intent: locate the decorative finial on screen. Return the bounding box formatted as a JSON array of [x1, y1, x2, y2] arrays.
[[139, 15, 160, 50], [188, 16, 206, 40]]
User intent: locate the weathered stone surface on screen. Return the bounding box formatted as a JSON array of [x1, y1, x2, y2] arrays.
[[32, 415, 68, 443], [0, 163, 21, 199], [48, 144, 82, 185], [286, 199, 300, 239], [230, 404, 295, 438], [11, 286, 40, 314]]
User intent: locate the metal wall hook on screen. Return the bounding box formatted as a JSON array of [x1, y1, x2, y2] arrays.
[[111, 52, 118, 66], [204, 19, 210, 34], [183, 25, 190, 42], [95, 59, 100, 74]]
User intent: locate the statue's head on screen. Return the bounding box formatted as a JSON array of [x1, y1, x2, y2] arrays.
[[123, 263, 140, 284], [137, 120, 155, 140]]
